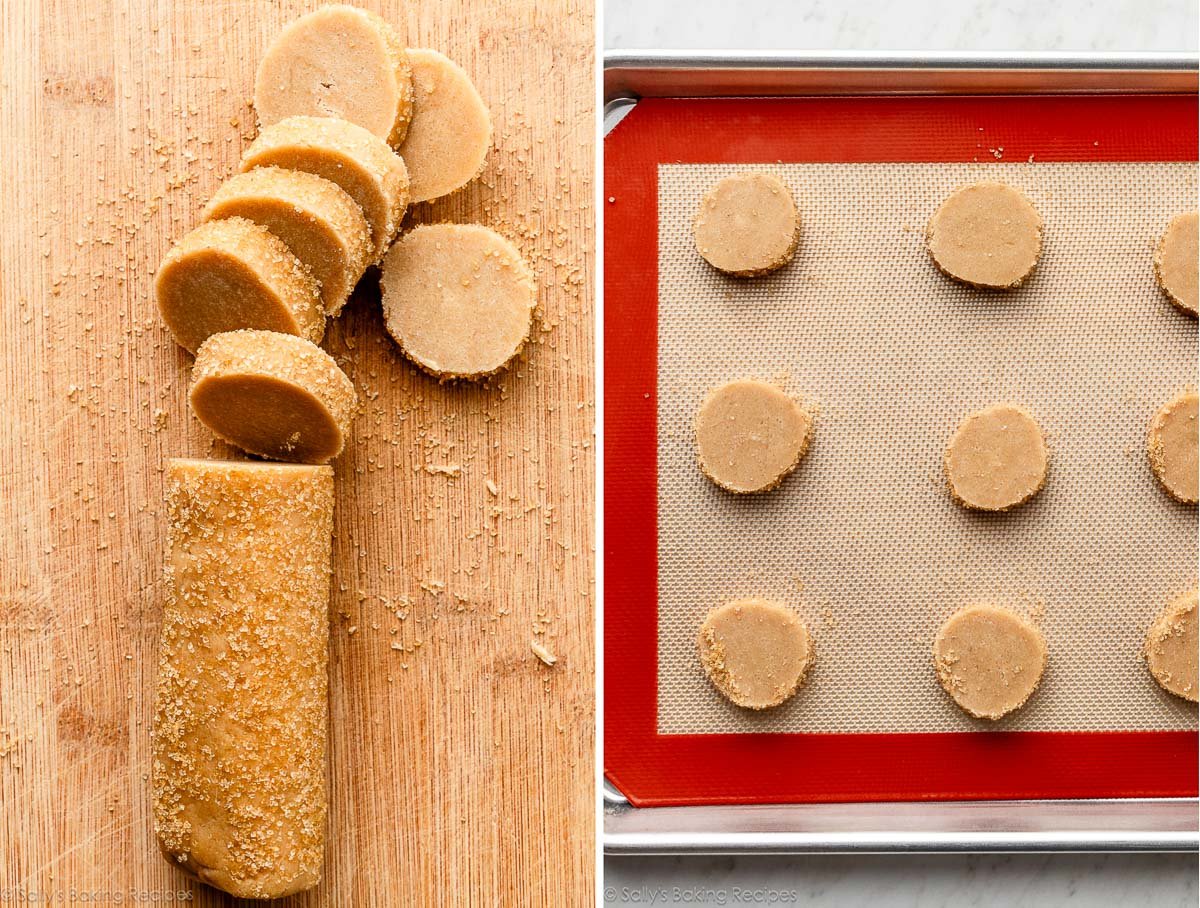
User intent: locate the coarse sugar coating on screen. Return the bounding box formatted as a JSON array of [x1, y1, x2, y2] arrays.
[[1145, 588, 1199, 702], [697, 598, 813, 709], [1154, 211, 1198, 316], [933, 605, 1047, 720], [944, 403, 1048, 511], [693, 172, 800, 276], [1148, 390, 1199, 504], [926, 182, 1043, 289]]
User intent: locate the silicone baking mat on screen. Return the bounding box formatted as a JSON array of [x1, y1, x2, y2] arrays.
[[604, 95, 1199, 806]]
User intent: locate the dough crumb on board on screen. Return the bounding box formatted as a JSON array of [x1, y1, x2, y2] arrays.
[[203, 165, 371, 316], [1154, 210, 1198, 316], [1147, 390, 1199, 504], [155, 217, 323, 353], [933, 604, 1047, 720], [926, 182, 1043, 289], [693, 172, 800, 277], [944, 403, 1048, 512], [1145, 588, 1199, 701], [398, 48, 492, 203], [254, 4, 414, 148], [697, 598, 813, 710], [190, 329, 357, 463]]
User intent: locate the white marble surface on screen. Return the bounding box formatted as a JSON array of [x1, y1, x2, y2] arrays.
[[602, 0, 1198, 903]]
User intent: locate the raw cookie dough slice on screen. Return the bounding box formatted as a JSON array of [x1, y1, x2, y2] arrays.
[[397, 49, 491, 203], [241, 115, 409, 262], [254, 5, 413, 147], [1148, 390, 1198, 504], [695, 379, 812, 493], [380, 224, 535, 379], [693, 172, 800, 276], [1145, 588, 1199, 702], [155, 217, 323, 354], [927, 182, 1043, 289], [1154, 211, 1198, 316], [190, 330, 357, 464], [945, 404, 1048, 511], [698, 598, 813, 710], [933, 604, 1047, 720], [204, 166, 371, 316]]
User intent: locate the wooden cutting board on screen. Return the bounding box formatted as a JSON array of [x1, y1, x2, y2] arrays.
[[0, 0, 595, 903]]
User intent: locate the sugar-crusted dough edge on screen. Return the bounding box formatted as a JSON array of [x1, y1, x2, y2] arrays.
[[1153, 211, 1199, 317], [1143, 588, 1199, 702], [925, 182, 1045, 290], [943, 403, 1049, 512], [696, 598, 814, 710], [692, 173, 801, 278], [1147, 388, 1199, 504]]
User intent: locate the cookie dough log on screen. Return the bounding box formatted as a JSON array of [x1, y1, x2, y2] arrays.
[[698, 598, 813, 709], [190, 330, 357, 464], [945, 404, 1048, 511], [1148, 390, 1198, 504], [695, 379, 812, 493], [152, 459, 334, 899], [203, 166, 371, 316], [933, 605, 1047, 720], [693, 172, 800, 277], [1145, 588, 1199, 702], [397, 49, 491, 203], [927, 182, 1043, 289], [1154, 211, 1198, 316], [381, 224, 535, 379], [241, 115, 409, 262], [254, 4, 413, 147], [155, 218, 324, 354]]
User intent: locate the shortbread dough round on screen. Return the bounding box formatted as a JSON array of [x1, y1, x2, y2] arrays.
[[945, 404, 1048, 511], [254, 5, 414, 147], [397, 49, 491, 203], [155, 217, 323, 354], [933, 605, 1047, 720], [204, 166, 371, 316], [1148, 390, 1198, 504], [190, 330, 357, 464], [697, 598, 813, 710], [1154, 211, 1198, 316], [1145, 589, 1199, 702], [693, 173, 800, 276], [695, 380, 812, 493], [242, 115, 409, 262], [927, 182, 1043, 289], [380, 224, 535, 379]]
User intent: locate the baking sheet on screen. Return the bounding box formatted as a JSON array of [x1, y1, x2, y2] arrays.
[[655, 160, 1198, 735]]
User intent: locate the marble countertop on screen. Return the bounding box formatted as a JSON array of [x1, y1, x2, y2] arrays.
[[601, 0, 1198, 904]]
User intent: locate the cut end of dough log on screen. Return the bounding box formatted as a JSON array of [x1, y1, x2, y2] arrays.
[[398, 49, 492, 203], [693, 172, 800, 276], [155, 217, 324, 354], [1154, 211, 1199, 317], [944, 403, 1048, 511], [242, 115, 410, 262], [926, 182, 1043, 289], [204, 166, 371, 316], [254, 4, 414, 147], [1148, 389, 1199, 504], [698, 598, 813, 710], [933, 604, 1047, 720], [380, 224, 536, 380], [695, 379, 812, 494], [190, 330, 357, 463], [1145, 588, 1199, 702]]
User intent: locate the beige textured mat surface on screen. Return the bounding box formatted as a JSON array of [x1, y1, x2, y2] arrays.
[[656, 161, 1198, 735]]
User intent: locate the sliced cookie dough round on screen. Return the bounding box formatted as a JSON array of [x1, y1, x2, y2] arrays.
[[204, 166, 371, 316], [241, 115, 409, 262], [397, 49, 491, 203], [698, 598, 813, 710], [693, 172, 800, 277], [254, 4, 413, 147], [190, 329, 357, 464], [945, 404, 1048, 511], [1145, 588, 1199, 702], [380, 224, 535, 379], [155, 217, 323, 354], [927, 182, 1043, 289], [1148, 390, 1198, 504], [696, 380, 812, 494], [1154, 211, 1198, 317], [933, 604, 1047, 720]]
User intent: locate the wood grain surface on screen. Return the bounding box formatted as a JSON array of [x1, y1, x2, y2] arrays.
[[0, 1, 595, 904]]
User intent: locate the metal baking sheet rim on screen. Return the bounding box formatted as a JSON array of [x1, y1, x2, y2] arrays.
[[600, 50, 1200, 854]]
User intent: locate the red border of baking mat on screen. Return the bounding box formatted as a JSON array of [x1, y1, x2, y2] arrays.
[[604, 95, 1199, 807]]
